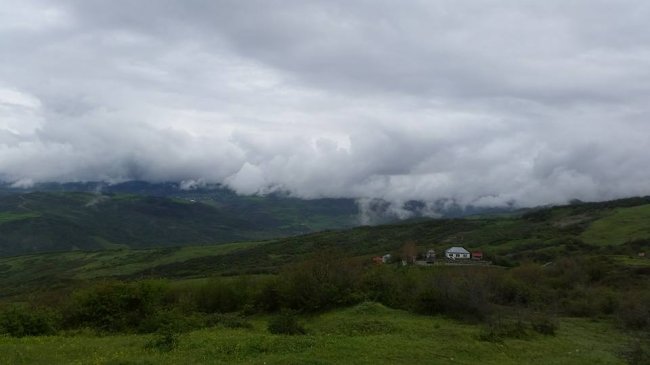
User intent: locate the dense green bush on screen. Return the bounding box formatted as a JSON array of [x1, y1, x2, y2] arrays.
[[529, 313, 558, 336], [1, 250, 645, 339], [414, 268, 494, 321], [137, 309, 204, 333], [192, 279, 248, 313], [277, 250, 362, 311], [619, 339, 650, 365], [205, 313, 253, 329], [358, 266, 409, 308], [617, 294, 650, 330], [62, 280, 169, 332], [0, 305, 58, 337], [145, 329, 179, 352], [252, 279, 282, 312], [267, 311, 306, 335], [478, 317, 528, 342]]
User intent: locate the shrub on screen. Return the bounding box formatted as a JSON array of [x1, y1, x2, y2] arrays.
[[137, 309, 203, 333], [530, 313, 558, 336], [414, 268, 493, 321], [62, 280, 168, 332], [277, 250, 362, 311], [193, 278, 248, 313], [0, 306, 58, 337], [333, 319, 397, 336], [267, 311, 306, 335], [617, 294, 650, 330], [205, 313, 253, 329], [478, 317, 528, 342], [619, 339, 650, 365], [145, 329, 179, 352], [252, 279, 281, 312]]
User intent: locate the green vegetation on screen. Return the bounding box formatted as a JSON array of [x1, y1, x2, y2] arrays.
[[0, 304, 636, 365], [0, 212, 41, 224], [1, 249, 649, 364], [581, 205, 650, 245], [2, 197, 650, 301], [0, 191, 357, 256], [1, 194, 650, 363]]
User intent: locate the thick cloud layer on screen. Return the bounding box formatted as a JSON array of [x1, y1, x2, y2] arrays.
[[1, 0, 650, 207]]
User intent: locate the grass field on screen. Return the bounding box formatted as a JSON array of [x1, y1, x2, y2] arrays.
[[0, 303, 632, 365], [581, 205, 650, 245]]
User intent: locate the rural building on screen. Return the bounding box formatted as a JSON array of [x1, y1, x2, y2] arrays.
[[471, 251, 483, 260], [372, 256, 383, 265], [382, 254, 392, 263], [425, 249, 436, 263], [445, 247, 470, 260]]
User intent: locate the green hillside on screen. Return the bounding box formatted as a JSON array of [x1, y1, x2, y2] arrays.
[[2, 197, 650, 299], [0, 191, 358, 256], [581, 204, 650, 245]]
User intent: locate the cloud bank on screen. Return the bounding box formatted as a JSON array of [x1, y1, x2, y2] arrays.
[[1, 0, 650, 207]]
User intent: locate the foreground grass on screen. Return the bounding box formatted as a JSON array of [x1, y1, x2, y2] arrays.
[[0, 304, 630, 365]]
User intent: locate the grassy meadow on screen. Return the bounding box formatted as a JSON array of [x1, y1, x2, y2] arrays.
[[581, 205, 650, 245], [0, 303, 634, 365]]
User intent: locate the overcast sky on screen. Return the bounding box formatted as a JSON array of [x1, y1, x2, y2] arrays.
[[1, 0, 649, 207]]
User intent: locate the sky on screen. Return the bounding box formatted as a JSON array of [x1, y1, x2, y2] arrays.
[[1, 0, 650, 208]]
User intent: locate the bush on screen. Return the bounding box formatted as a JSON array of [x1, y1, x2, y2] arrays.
[[205, 313, 253, 329], [193, 279, 248, 313], [478, 317, 528, 342], [145, 329, 179, 352], [277, 250, 362, 312], [333, 319, 397, 336], [617, 294, 650, 330], [619, 339, 650, 365], [414, 268, 493, 321], [252, 279, 281, 313], [0, 306, 58, 337], [62, 280, 168, 332], [137, 309, 203, 333], [267, 311, 306, 335], [530, 313, 558, 336]]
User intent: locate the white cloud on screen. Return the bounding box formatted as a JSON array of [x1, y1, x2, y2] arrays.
[[0, 1, 649, 207]]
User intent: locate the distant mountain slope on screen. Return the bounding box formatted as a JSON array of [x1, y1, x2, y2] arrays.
[[1, 195, 649, 300], [2, 181, 648, 259], [0, 181, 524, 256], [0, 191, 358, 256], [0, 181, 520, 221]]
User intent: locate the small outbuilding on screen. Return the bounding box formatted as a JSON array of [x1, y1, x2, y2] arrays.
[[445, 247, 470, 260], [382, 254, 392, 264], [471, 251, 484, 260], [425, 249, 436, 263]]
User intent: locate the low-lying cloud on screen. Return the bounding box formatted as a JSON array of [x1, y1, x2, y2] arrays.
[[1, 0, 650, 208]]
